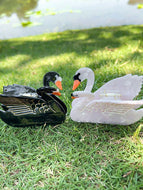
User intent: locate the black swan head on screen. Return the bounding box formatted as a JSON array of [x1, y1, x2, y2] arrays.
[[43, 71, 62, 90]]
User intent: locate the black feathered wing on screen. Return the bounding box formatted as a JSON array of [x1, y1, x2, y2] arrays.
[[0, 93, 66, 116]]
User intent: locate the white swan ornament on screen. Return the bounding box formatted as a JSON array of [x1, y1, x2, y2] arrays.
[[70, 67, 143, 125]]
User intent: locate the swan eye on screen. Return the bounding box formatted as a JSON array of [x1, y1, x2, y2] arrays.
[[71, 93, 78, 98], [52, 77, 56, 82]]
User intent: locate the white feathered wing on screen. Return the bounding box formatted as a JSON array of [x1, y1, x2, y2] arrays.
[[70, 99, 143, 125], [94, 74, 143, 100]]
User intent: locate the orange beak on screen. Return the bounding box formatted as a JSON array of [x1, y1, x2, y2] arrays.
[[72, 80, 81, 90], [55, 81, 63, 90], [71, 96, 77, 99], [52, 91, 61, 96]]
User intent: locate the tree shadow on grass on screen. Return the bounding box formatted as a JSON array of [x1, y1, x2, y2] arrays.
[[0, 25, 143, 69]]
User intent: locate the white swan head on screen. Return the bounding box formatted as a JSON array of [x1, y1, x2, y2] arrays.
[[71, 91, 94, 99], [72, 67, 95, 92]]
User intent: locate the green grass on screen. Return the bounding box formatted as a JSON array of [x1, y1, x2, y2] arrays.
[[0, 25, 143, 189]]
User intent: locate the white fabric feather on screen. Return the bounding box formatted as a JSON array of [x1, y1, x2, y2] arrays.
[[94, 74, 143, 100], [71, 99, 143, 125]]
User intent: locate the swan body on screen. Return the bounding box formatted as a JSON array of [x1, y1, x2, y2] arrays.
[[70, 67, 143, 125], [0, 72, 67, 127]]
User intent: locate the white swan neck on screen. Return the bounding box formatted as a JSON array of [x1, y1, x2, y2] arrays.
[[84, 70, 95, 92]]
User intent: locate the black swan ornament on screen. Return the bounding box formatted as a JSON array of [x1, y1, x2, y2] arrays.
[[0, 72, 67, 127]]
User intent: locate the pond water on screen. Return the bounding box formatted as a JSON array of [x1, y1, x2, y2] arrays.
[[0, 0, 143, 39]]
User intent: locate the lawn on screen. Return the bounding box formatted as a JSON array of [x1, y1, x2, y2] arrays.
[[0, 25, 143, 189]]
